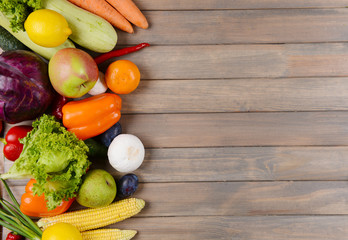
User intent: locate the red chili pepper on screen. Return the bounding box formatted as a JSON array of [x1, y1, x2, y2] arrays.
[[6, 232, 24, 240], [50, 94, 70, 120], [94, 42, 150, 65], [2, 125, 33, 161]]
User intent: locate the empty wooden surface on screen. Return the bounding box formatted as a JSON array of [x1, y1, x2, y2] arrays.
[[2, 0, 348, 239], [117, 9, 348, 44]]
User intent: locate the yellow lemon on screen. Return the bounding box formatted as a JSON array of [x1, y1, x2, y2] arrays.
[[25, 9, 72, 48], [42, 223, 82, 240]]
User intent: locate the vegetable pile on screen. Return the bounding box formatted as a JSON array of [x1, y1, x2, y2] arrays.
[[0, 0, 150, 238], [0, 0, 149, 58], [1, 114, 90, 210]]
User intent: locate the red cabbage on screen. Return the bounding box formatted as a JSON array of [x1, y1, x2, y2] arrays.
[[0, 50, 54, 123]]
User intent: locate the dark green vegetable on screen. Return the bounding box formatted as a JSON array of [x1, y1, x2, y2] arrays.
[[0, 26, 28, 51], [84, 138, 108, 158]]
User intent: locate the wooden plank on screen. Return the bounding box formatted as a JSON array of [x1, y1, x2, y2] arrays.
[[105, 44, 348, 80], [3, 214, 347, 240], [136, 182, 348, 216], [135, 0, 348, 10], [132, 147, 348, 182], [5, 181, 348, 216], [120, 112, 348, 148], [115, 216, 348, 240], [118, 9, 348, 44], [5, 146, 348, 183], [122, 78, 348, 113]]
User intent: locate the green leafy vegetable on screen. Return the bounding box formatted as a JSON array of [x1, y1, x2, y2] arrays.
[[0, 179, 42, 240], [1, 114, 91, 210], [0, 0, 42, 32]]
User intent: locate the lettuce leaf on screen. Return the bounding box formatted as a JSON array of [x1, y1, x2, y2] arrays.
[[1, 114, 91, 210], [0, 0, 42, 32]]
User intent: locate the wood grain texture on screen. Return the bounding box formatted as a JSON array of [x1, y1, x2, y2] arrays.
[[122, 78, 348, 113], [135, 0, 348, 10], [135, 182, 348, 216], [120, 112, 348, 148], [4, 181, 348, 216], [4, 146, 348, 184], [115, 216, 348, 240], [4, 215, 347, 240], [118, 9, 348, 44], [105, 44, 348, 80], [132, 147, 348, 182]]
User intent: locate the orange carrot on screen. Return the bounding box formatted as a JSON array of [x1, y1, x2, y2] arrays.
[[105, 0, 148, 29], [67, 0, 134, 33]]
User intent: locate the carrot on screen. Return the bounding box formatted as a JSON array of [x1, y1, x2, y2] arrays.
[[105, 0, 148, 29], [67, 0, 134, 33]]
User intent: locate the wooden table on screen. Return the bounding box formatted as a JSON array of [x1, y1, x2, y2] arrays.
[[2, 0, 348, 239]]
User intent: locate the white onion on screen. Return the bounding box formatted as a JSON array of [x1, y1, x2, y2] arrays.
[[88, 71, 108, 95], [108, 134, 145, 172]]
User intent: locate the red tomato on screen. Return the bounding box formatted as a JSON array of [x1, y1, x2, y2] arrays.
[[6, 232, 24, 240], [3, 125, 33, 161]]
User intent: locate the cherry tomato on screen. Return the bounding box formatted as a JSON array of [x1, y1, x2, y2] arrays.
[[6, 232, 24, 240], [105, 60, 140, 94], [3, 125, 33, 161]]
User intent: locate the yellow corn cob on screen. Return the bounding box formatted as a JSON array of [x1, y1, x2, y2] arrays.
[[81, 229, 137, 240], [37, 198, 145, 232]]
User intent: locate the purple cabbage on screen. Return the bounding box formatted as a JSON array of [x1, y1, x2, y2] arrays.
[[0, 50, 54, 123]]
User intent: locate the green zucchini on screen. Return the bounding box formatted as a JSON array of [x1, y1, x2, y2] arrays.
[[0, 12, 75, 59], [0, 26, 28, 51], [42, 0, 118, 53], [84, 138, 108, 158]]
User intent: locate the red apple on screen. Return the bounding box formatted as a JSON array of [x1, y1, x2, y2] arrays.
[[48, 48, 98, 98]]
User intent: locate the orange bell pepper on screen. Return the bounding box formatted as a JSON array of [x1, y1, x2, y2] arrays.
[[62, 93, 122, 140], [20, 179, 74, 217]]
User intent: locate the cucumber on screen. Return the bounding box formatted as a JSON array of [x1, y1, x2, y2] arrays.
[[42, 0, 117, 53], [84, 138, 108, 158], [0, 12, 75, 59], [0, 26, 28, 51]]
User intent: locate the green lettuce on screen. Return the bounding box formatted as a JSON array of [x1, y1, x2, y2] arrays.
[[1, 114, 91, 210], [0, 0, 42, 32]]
